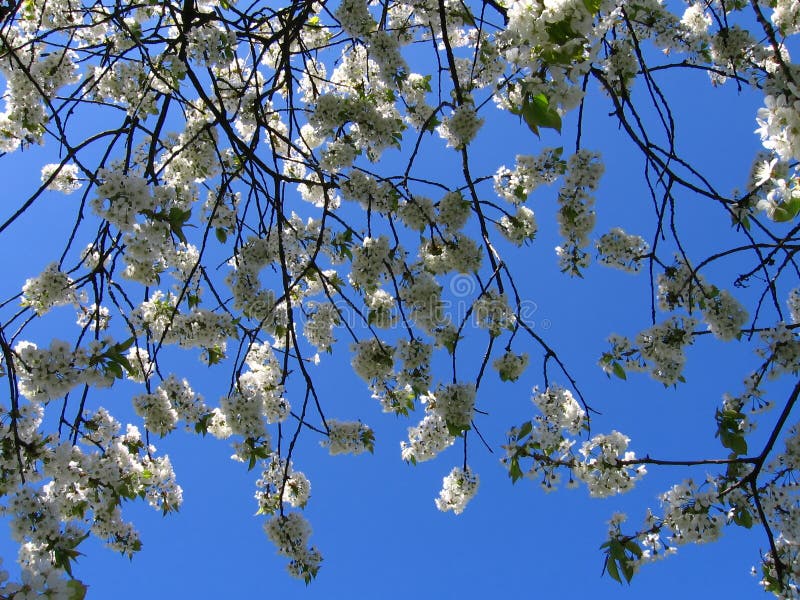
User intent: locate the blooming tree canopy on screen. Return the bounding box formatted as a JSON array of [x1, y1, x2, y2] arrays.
[[1, 0, 800, 596]]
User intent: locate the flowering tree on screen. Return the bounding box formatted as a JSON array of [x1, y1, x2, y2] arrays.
[[1, 0, 800, 596]]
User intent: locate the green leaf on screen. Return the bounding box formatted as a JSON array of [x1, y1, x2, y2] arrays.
[[716, 409, 748, 455], [582, 0, 602, 13], [724, 432, 748, 455], [215, 227, 228, 243], [624, 540, 643, 559], [517, 420, 533, 439], [771, 195, 800, 222], [620, 558, 634, 583], [167, 207, 192, 244], [520, 93, 562, 137], [612, 362, 627, 380], [204, 345, 225, 365], [605, 555, 621, 583], [106, 361, 123, 379], [733, 506, 753, 529], [446, 421, 469, 437], [66, 580, 88, 600]]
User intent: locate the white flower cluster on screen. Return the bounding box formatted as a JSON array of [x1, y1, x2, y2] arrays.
[[161, 109, 221, 185], [595, 228, 650, 273], [76, 303, 111, 330], [92, 169, 154, 230], [133, 375, 207, 436], [335, 0, 375, 38], [500, 0, 594, 75], [397, 338, 433, 394], [532, 385, 587, 437], [657, 258, 700, 311], [255, 455, 311, 515], [505, 386, 644, 496], [0, 43, 79, 150], [421, 233, 483, 274], [185, 23, 237, 67], [14, 339, 133, 401], [401, 413, 456, 463], [350, 236, 392, 290], [398, 195, 435, 231], [435, 466, 479, 514], [401, 73, 437, 129], [304, 302, 341, 351], [555, 150, 603, 275], [133, 291, 237, 354], [320, 420, 374, 455], [493, 149, 565, 205], [702, 290, 749, 341], [226, 217, 322, 325], [657, 258, 748, 341], [91, 60, 162, 117], [660, 479, 724, 544], [496, 206, 538, 246], [678, 3, 712, 56], [757, 324, 800, 378], [436, 104, 484, 149], [310, 91, 404, 162], [125, 346, 154, 383], [223, 343, 289, 438], [202, 188, 239, 234], [365, 288, 396, 329], [601, 40, 638, 92], [789, 288, 800, 323], [472, 292, 516, 337], [21, 263, 79, 315], [502, 386, 586, 491], [635, 316, 697, 385], [430, 383, 476, 432], [340, 171, 397, 214], [133, 389, 178, 437], [575, 431, 645, 498], [1, 403, 184, 597], [400, 272, 449, 336], [351, 339, 394, 382], [493, 350, 530, 382], [772, 0, 800, 34], [40, 163, 82, 194], [263, 513, 322, 583], [437, 191, 471, 231], [757, 91, 800, 163]]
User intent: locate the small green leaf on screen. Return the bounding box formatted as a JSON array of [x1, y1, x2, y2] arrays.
[[612, 362, 627, 380], [66, 580, 88, 600], [771, 196, 800, 222], [582, 0, 602, 14], [624, 540, 643, 559], [605, 555, 621, 583], [446, 421, 469, 437], [204, 345, 225, 365], [520, 93, 562, 137], [733, 506, 754, 529]]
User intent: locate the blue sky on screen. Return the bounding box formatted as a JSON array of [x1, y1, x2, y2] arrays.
[[0, 12, 787, 600]]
